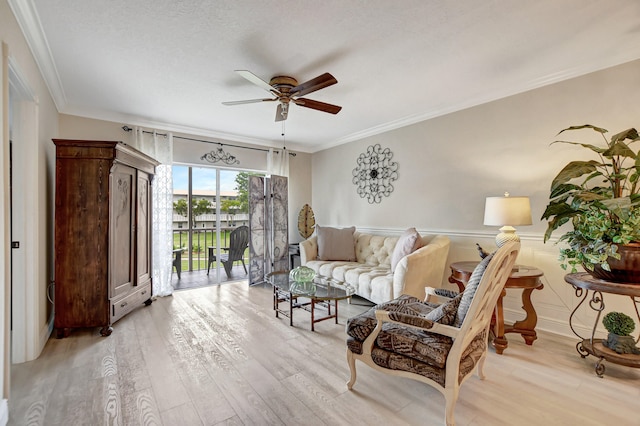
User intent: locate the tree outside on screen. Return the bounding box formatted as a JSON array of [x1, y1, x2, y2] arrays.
[[173, 198, 212, 228], [233, 171, 263, 213]]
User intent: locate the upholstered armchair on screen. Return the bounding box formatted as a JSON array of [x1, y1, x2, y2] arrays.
[[345, 241, 520, 426]]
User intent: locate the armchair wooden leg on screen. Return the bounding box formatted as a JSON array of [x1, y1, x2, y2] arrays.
[[346, 349, 357, 389], [445, 393, 457, 426], [476, 352, 487, 380]]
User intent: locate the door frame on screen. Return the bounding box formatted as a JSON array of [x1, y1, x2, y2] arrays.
[[7, 54, 43, 364]]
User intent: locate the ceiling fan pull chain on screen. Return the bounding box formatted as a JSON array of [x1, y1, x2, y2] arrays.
[[282, 121, 286, 150]]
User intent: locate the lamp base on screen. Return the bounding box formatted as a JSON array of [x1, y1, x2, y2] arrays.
[[495, 226, 520, 248]]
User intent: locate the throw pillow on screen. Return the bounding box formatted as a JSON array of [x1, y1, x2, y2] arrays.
[[425, 293, 463, 326], [316, 225, 356, 261], [454, 252, 495, 327], [390, 227, 424, 272]]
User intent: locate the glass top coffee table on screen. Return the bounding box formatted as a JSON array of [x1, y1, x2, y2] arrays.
[[266, 270, 355, 331]]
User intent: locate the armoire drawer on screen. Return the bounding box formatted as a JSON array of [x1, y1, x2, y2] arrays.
[[111, 283, 151, 322]]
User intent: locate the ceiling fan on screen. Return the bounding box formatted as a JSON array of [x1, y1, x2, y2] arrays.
[[222, 70, 342, 122]]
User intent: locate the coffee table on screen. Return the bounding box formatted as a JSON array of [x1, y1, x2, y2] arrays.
[[267, 270, 355, 331]]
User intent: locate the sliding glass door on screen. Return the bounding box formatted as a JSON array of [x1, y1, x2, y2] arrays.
[[172, 165, 250, 283]]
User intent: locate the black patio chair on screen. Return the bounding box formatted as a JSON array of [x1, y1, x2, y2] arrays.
[[207, 225, 249, 278]]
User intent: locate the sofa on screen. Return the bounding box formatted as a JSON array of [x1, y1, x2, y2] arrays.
[[299, 226, 450, 304]]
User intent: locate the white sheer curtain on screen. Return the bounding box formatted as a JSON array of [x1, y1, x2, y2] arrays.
[[267, 148, 289, 177], [132, 128, 174, 297]]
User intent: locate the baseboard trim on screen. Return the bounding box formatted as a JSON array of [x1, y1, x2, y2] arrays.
[[0, 398, 8, 426], [503, 306, 599, 340], [39, 311, 54, 351]]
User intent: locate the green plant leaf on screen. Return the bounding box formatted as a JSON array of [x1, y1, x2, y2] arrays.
[[556, 124, 608, 135], [549, 183, 581, 200], [541, 201, 576, 220], [551, 140, 607, 154], [543, 215, 572, 242], [575, 191, 606, 202], [602, 141, 636, 159], [551, 161, 600, 192], [610, 128, 639, 144]]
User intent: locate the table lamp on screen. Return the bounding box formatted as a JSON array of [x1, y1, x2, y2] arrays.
[[484, 192, 532, 247]]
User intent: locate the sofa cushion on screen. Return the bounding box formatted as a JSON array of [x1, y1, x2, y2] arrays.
[[454, 251, 495, 327], [390, 227, 423, 273], [316, 225, 356, 261], [355, 234, 396, 266]]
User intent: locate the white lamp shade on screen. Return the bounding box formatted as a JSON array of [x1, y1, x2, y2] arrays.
[[484, 196, 532, 226]]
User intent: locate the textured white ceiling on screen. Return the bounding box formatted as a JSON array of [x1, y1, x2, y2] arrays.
[[12, 0, 640, 152]]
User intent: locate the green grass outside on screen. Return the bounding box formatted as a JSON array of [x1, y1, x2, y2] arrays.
[[173, 230, 232, 252], [172, 229, 248, 272]]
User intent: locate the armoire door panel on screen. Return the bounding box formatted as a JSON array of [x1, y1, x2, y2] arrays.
[[136, 171, 152, 284], [109, 164, 136, 298], [54, 157, 110, 328]]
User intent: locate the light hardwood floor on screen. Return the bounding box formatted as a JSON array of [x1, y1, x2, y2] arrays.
[[9, 281, 640, 426]]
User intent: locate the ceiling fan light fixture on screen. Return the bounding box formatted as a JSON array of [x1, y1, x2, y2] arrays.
[[223, 70, 342, 122]]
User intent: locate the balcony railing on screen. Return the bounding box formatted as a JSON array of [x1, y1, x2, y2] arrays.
[[172, 226, 249, 273]]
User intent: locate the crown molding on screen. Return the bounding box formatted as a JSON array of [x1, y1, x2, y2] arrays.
[[61, 106, 310, 152], [8, 0, 66, 111]]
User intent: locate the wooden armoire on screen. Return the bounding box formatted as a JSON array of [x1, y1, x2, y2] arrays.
[[53, 139, 159, 337]]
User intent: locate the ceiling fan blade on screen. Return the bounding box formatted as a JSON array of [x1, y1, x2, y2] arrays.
[[275, 103, 288, 122], [293, 98, 342, 114], [290, 73, 337, 97], [222, 98, 277, 106], [235, 70, 277, 93]]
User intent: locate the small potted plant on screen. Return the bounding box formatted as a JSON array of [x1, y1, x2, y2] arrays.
[[602, 311, 640, 354], [541, 125, 640, 282]]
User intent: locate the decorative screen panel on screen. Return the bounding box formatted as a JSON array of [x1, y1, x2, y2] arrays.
[[270, 175, 289, 272], [248, 176, 266, 285], [248, 175, 288, 285]]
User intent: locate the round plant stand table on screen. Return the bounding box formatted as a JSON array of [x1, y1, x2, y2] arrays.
[[564, 272, 640, 377]]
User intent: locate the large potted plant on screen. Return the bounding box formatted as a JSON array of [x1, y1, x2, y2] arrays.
[[541, 125, 640, 282]]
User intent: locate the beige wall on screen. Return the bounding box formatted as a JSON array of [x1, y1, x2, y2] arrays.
[[311, 58, 640, 337]]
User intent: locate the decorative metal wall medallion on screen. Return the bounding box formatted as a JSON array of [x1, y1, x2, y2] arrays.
[[201, 146, 240, 165], [352, 144, 398, 204]]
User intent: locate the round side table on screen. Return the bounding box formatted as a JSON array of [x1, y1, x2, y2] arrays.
[[449, 261, 544, 354], [564, 272, 640, 377]]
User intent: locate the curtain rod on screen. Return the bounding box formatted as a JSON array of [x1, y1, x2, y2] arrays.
[[121, 126, 295, 156]]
